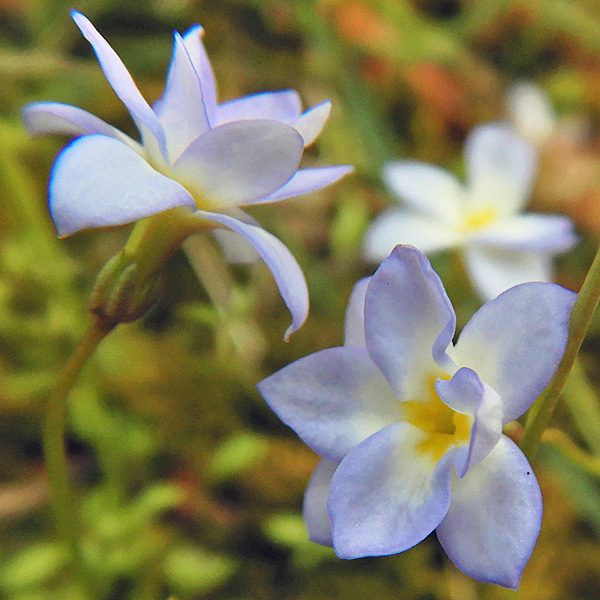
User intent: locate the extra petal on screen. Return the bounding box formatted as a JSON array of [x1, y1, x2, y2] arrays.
[[154, 33, 210, 161], [329, 422, 454, 558], [471, 213, 577, 253], [454, 281, 575, 423], [436, 368, 503, 477], [363, 209, 462, 261], [22, 102, 142, 153], [382, 161, 463, 224], [344, 277, 370, 347], [463, 245, 554, 300], [291, 100, 331, 146], [257, 347, 398, 461], [303, 459, 337, 547], [49, 135, 194, 236], [194, 210, 308, 339], [464, 123, 536, 216], [253, 166, 353, 205], [437, 436, 542, 589], [214, 90, 302, 125], [507, 82, 556, 146], [172, 120, 303, 206], [364, 246, 456, 400], [71, 11, 167, 160]]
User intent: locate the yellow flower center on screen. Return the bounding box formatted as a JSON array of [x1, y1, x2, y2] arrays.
[[401, 375, 472, 462], [460, 207, 497, 234]]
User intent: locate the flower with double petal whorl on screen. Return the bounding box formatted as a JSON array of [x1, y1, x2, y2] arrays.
[[363, 124, 576, 300], [23, 11, 352, 338], [258, 245, 576, 587]]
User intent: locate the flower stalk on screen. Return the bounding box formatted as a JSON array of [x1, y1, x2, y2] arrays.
[[43, 315, 113, 599], [521, 244, 600, 459]]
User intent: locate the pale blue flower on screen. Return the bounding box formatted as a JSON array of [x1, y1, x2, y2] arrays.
[[363, 124, 576, 300], [23, 11, 352, 338], [258, 245, 576, 587]]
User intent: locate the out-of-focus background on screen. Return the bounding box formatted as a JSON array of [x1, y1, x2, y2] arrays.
[[2, 0, 600, 598]]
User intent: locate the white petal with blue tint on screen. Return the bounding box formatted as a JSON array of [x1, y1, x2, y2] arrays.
[[363, 209, 462, 260], [50, 135, 194, 236], [303, 459, 337, 547], [71, 11, 167, 159], [292, 101, 332, 146], [215, 90, 302, 125], [453, 281, 575, 423], [154, 33, 210, 161], [364, 246, 456, 399], [193, 210, 308, 339], [258, 347, 398, 461], [344, 277, 370, 347], [173, 120, 303, 207], [330, 422, 454, 558], [382, 161, 463, 223], [437, 436, 542, 589], [464, 123, 536, 216], [22, 102, 142, 154]]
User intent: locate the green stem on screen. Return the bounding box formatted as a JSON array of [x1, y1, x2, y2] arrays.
[[521, 245, 600, 459], [43, 316, 113, 598]]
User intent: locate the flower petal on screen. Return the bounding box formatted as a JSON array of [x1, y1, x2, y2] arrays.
[[363, 209, 462, 261], [291, 100, 331, 146], [253, 166, 353, 204], [464, 123, 536, 216], [172, 120, 303, 206], [364, 246, 456, 400], [437, 436, 542, 589], [471, 213, 577, 253], [454, 281, 575, 423], [329, 422, 454, 558], [507, 82, 556, 146], [344, 277, 371, 347], [303, 459, 338, 547], [154, 33, 210, 161], [49, 135, 194, 236], [214, 90, 302, 125], [71, 11, 167, 160], [22, 102, 142, 153], [194, 210, 308, 339], [436, 368, 503, 477], [257, 347, 398, 461], [382, 161, 463, 224], [181, 25, 218, 123], [463, 245, 553, 300]]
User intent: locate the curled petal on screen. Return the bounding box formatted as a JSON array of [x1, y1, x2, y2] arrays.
[[194, 210, 308, 339], [363, 209, 462, 261], [292, 100, 332, 146], [49, 135, 194, 236], [471, 213, 577, 253], [454, 281, 576, 423], [437, 436, 542, 588], [463, 245, 553, 301], [303, 459, 338, 547], [464, 123, 536, 216], [215, 90, 302, 125], [330, 422, 454, 558], [71, 11, 167, 160], [344, 277, 370, 347], [173, 120, 303, 206], [253, 166, 353, 204], [154, 33, 210, 161], [365, 246, 456, 400], [382, 161, 463, 224], [436, 368, 503, 477], [257, 347, 398, 461], [22, 102, 142, 153], [181, 24, 218, 123]]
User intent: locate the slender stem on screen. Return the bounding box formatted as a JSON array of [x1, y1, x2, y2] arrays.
[[43, 316, 113, 598], [521, 245, 600, 459]]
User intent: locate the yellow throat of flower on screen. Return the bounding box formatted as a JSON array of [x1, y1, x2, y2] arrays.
[[460, 206, 497, 234], [401, 375, 472, 462]]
